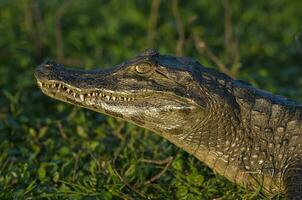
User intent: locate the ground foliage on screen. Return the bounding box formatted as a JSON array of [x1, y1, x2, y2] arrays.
[[0, 0, 302, 199]]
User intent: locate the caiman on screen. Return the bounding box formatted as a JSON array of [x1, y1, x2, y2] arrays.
[[34, 49, 302, 199]]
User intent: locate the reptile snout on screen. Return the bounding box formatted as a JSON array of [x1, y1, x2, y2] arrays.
[[34, 60, 60, 81]]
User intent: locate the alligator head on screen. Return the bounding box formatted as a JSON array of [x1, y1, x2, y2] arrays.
[[34, 49, 234, 138], [36, 49, 301, 197]]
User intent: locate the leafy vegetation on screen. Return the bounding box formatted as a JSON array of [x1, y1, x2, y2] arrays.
[[0, 0, 302, 199]]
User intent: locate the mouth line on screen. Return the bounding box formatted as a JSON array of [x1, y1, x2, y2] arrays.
[[37, 80, 135, 102]]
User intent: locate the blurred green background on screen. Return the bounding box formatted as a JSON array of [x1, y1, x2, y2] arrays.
[[0, 0, 301, 199]]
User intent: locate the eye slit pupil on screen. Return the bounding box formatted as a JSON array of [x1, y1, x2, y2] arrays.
[[135, 63, 152, 74]]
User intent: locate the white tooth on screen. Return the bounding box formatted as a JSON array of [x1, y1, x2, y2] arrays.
[[66, 89, 70, 93], [52, 84, 55, 88], [106, 95, 110, 100], [73, 92, 76, 97], [80, 94, 84, 101], [92, 92, 96, 97], [38, 82, 42, 87], [88, 93, 91, 97], [112, 96, 116, 101]]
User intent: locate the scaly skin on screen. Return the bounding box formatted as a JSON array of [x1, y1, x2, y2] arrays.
[[34, 49, 302, 199]]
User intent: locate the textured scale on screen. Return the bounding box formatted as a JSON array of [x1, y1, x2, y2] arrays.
[[35, 49, 302, 199]]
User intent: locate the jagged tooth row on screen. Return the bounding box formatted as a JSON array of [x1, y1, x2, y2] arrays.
[[41, 82, 135, 102]]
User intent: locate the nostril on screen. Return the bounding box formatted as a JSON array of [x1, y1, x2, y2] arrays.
[[35, 60, 56, 78], [43, 60, 57, 69], [44, 64, 52, 69]]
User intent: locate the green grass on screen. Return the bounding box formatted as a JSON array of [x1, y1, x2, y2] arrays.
[[0, 98, 263, 199], [1, 0, 301, 199]]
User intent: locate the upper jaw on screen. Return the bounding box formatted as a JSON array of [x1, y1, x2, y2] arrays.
[[36, 79, 192, 106], [36, 79, 136, 103], [34, 60, 133, 103]]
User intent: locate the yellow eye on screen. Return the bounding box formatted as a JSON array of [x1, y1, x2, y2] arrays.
[[135, 62, 153, 74]]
